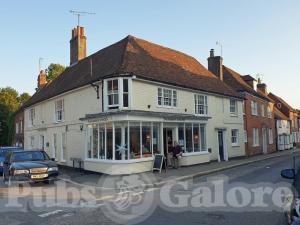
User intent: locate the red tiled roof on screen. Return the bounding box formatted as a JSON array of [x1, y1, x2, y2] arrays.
[[23, 35, 242, 108], [273, 107, 290, 120], [268, 92, 296, 112], [222, 66, 270, 102]]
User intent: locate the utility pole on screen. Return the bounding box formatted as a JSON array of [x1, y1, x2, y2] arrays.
[[69, 10, 96, 26]]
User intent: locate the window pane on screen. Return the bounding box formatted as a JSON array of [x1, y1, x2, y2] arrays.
[[129, 123, 140, 159], [178, 124, 185, 151], [193, 124, 200, 152], [106, 124, 113, 160], [200, 125, 206, 151], [99, 125, 105, 159], [123, 79, 128, 92], [112, 80, 118, 90], [92, 125, 98, 159], [115, 126, 122, 160], [87, 127, 92, 158], [123, 93, 128, 107], [163, 89, 172, 106], [185, 124, 193, 152], [142, 123, 152, 158], [107, 80, 112, 91]]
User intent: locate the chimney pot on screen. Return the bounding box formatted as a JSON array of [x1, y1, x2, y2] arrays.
[[210, 49, 215, 57]]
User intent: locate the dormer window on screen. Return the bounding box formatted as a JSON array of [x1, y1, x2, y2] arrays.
[[104, 77, 132, 111]]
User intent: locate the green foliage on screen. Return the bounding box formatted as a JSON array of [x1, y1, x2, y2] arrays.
[[46, 63, 65, 82], [0, 87, 32, 146]]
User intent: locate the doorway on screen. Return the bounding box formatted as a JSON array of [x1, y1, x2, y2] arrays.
[[218, 131, 225, 161], [262, 128, 267, 154]]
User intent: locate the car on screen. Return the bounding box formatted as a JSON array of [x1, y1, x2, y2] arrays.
[[281, 156, 300, 224], [2, 150, 59, 185], [0, 147, 23, 174]]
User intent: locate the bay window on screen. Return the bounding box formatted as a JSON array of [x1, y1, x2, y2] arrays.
[[105, 78, 131, 110], [86, 122, 207, 161]]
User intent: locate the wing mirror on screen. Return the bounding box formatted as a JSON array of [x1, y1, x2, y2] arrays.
[[281, 169, 295, 179], [51, 158, 55, 161]]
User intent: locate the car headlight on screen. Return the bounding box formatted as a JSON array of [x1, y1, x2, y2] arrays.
[[14, 169, 29, 175], [48, 167, 58, 172]]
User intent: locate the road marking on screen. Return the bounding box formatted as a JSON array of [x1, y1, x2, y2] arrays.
[[38, 209, 64, 218]]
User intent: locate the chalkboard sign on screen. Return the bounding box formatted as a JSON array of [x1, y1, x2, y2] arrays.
[[153, 154, 166, 173]]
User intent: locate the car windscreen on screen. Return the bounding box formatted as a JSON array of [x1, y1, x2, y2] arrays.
[[11, 151, 50, 162], [0, 148, 21, 158]]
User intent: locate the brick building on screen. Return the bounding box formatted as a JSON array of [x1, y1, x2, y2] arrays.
[[14, 108, 24, 147], [268, 93, 300, 148], [207, 49, 276, 156]]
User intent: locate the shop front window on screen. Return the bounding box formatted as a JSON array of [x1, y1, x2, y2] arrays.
[[142, 123, 152, 158], [99, 125, 105, 159], [178, 124, 185, 151], [106, 124, 113, 160], [185, 124, 193, 153], [130, 123, 141, 159], [92, 124, 98, 159], [193, 124, 200, 152], [115, 125, 122, 160]]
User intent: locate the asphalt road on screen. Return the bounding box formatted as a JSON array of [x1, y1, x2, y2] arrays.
[[0, 153, 297, 225]]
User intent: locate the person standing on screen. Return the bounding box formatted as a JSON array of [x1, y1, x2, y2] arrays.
[[171, 141, 182, 169]]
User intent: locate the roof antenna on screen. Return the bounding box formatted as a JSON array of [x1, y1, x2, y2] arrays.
[[69, 10, 96, 26], [216, 41, 223, 57], [256, 73, 264, 83]]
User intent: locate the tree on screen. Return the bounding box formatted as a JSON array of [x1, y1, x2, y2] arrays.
[[18, 92, 31, 106], [46, 63, 65, 82], [0, 87, 32, 146], [0, 87, 19, 112], [297, 109, 300, 116]]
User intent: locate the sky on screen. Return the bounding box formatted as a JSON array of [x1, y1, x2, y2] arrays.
[[0, 0, 299, 109]]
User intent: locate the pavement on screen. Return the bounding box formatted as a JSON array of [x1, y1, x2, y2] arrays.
[[59, 148, 300, 189]]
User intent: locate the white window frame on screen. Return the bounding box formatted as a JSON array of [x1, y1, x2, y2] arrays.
[[230, 99, 238, 115], [253, 128, 259, 147], [29, 108, 35, 127], [251, 101, 258, 116], [194, 94, 208, 116], [157, 87, 177, 108], [231, 129, 239, 146], [55, 99, 64, 122]]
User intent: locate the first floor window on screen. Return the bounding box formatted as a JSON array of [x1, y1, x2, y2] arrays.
[[253, 128, 259, 147], [267, 106, 272, 118], [261, 104, 265, 117], [55, 99, 64, 122], [231, 129, 239, 146], [230, 99, 237, 115], [157, 87, 177, 107], [195, 95, 208, 115], [107, 79, 119, 109], [123, 79, 129, 108], [269, 128, 273, 144], [29, 108, 35, 126], [251, 101, 258, 116]]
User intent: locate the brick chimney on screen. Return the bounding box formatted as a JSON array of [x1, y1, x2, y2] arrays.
[[70, 26, 87, 65], [207, 49, 223, 81], [257, 78, 268, 94], [37, 70, 47, 91]]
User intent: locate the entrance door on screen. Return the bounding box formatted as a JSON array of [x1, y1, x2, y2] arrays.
[[163, 128, 173, 156], [262, 128, 267, 154], [218, 131, 225, 161]]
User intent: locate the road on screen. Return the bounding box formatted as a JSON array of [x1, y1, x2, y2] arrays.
[[0, 153, 297, 225]]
